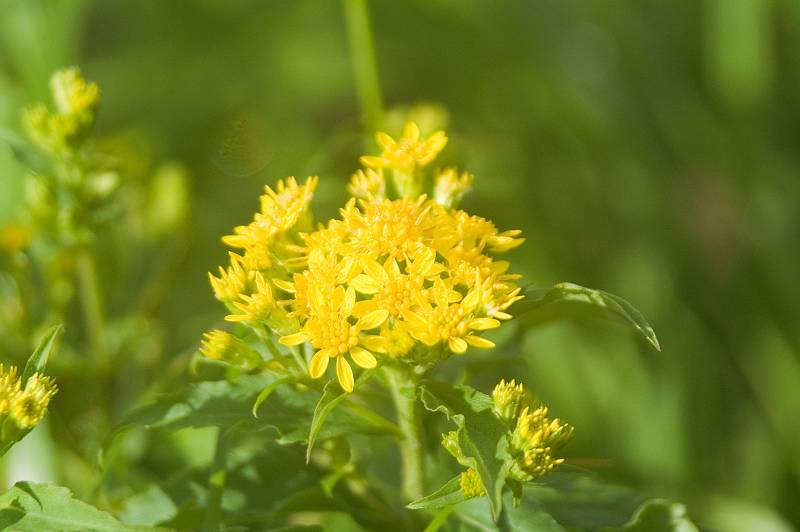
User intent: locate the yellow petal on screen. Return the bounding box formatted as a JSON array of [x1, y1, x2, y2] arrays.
[[352, 299, 378, 317], [469, 318, 500, 331], [358, 309, 389, 330], [360, 155, 386, 168], [403, 122, 420, 141], [279, 331, 310, 346], [362, 258, 389, 284], [448, 336, 468, 353], [350, 346, 377, 369], [309, 349, 331, 378], [342, 286, 356, 316], [465, 335, 495, 349], [461, 289, 480, 312], [350, 274, 381, 294], [361, 334, 387, 353], [273, 279, 296, 293], [337, 355, 354, 392], [375, 131, 395, 149]]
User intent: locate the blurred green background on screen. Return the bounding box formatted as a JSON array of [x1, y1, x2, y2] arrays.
[[1, 0, 799, 529]]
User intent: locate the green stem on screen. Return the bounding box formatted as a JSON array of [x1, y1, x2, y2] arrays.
[[385, 365, 426, 501], [343, 0, 383, 133], [202, 427, 228, 532], [75, 246, 106, 361]]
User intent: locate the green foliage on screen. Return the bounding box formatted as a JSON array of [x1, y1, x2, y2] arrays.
[[20, 324, 62, 382], [519, 283, 660, 351], [0, 481, 160, 531]]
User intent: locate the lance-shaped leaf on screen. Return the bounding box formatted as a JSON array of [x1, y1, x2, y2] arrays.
[[0, 128, 51, 175], [612, 499, 698, 532], [419, 382, 510, 521], [517, 283, 660, 351], [0, 481, 162, 531], [22, 324, 63, 382], [407, 475, 470, 510]]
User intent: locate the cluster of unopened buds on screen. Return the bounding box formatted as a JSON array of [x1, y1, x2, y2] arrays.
[[446, 379, 574, 499], [206, 122, 525, 391], [0, 364, 57, 435]]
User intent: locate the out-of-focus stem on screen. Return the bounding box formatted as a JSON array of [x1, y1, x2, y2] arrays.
[[202, 427, 228, 532], [75, 247, 106, 361], [343, 0, 383, 133]]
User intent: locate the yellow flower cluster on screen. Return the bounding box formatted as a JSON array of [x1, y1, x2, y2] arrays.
[[0, 364, 57, 430], [459, 468, 485, 498], [208, 122, 524, 392], [23, 67, 100, 154], [495, 381, 574, 483], [199, 330, 262, 370]]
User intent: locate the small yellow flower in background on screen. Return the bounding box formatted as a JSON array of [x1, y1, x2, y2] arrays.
[[0, 224, 33, 255], [434, 168, 472, 209], [348, 168, 386, 201], [360, 122, 447, 171], [200, 330, 262, 369], [23, 67, 99, 153], [51, 67, 100, 117], [207, 121, 525, 391], [8, 372, 58, 430], [460, 468, 485, 498]]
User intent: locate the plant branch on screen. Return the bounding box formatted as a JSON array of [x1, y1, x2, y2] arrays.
[[75, 246, 106, 361], [202, 426, 229, 532]]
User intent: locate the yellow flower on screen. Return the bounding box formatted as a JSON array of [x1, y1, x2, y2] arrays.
[[225, 272, 282, 325], [349, 247, 443, 318], [51, 67, 100, 117], [10, 373, 57, 430], [434, 168, 472, 208], [508, 404, 573, 482], [200, 330, 262, 369], [0, 365, 21, 415], [459, 468, 485, 498], [348, 168, 386, 201], [337, 196, 447, 260], [222, 176, 317, 263], [279, 285, 389, 392], [360, 122, 447, 171], [209, 252, 250, 303], [492, 379, 526, 424], [402, 278, 499, 354]]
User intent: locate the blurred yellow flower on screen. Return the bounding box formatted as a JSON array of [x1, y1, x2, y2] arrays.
[[459, 468, 485, 498], [360, 122, 447, 171]]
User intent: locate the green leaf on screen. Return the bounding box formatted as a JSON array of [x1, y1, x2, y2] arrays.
[[419, 382, 510, 521], [0, 481, 164, 531], [610, 499, 698, 532], [306, 372, 373, 463], [112, 374, 399, 448], [252, 376, 294, 418], [518, 282, 660, 351], [407, 475, 469, 510], [0, 128, 51, 175], [22, 324, 63, 381], [453, 493, 565, 532]]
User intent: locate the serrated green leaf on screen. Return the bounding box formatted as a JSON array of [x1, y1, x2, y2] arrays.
[[518, 283, 660, 351], [0, 481, 164, 531], [407, 475, 469, 510], [22, 324, 63, 381], [419, 382, 509, 521]]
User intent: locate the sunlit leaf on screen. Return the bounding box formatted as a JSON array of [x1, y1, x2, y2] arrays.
[[0, 481, 162, 531], [518, 283, 660, 351], [419, 381, 509, 521]]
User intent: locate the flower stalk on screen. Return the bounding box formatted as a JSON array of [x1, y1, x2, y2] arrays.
[[385, 364, 425, 502]]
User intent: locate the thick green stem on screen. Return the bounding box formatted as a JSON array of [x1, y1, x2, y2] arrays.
[[343, 0, 383, 133], [385, 365, 426, 501], [202, 427, 228, 532], [75, 247, 106, 361]]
